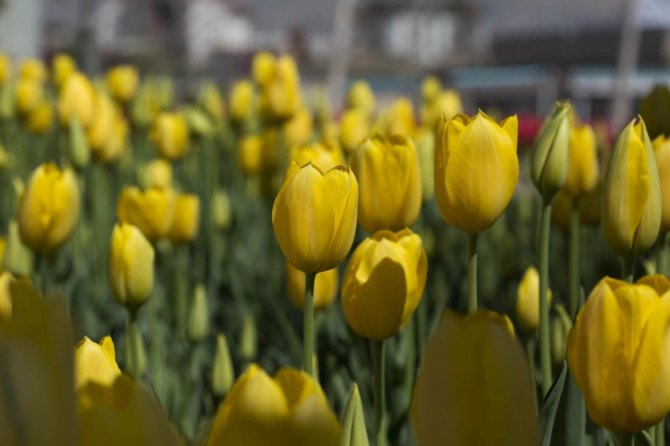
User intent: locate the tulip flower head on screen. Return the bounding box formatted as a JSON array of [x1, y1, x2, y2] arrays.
[[230, 80, 255, 123], [150, 112, 190, 160], [530, 102, 571, 200], [106, 65, 139, 103], [117, 186, 176, 241], [288, 141, 344, 178], [108, 223, 155, 309], [516, 266, 553, 332], [564, 121, 599, 198], [74, 336, 121, 390], [58, 72, 95, 127]]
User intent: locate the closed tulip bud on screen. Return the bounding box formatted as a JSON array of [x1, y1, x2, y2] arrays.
[[239, 313, 257, 362], [87, 92, 116, 152], [260, 56, 302, 122], [550, 304, 572, 366], [353, 134, 421, 232], [568, 276, 670, 433], [411, 310, 537, 446], [230, 80, 255, 123], [69, 115, 90, 169], [183, 105, 214, 137], [653, 135, 670, 234], [283, 108, 313, 148], [0, 271, 14, 319], [199, 82, 225, 122], [15, 77, 44, 114], [0, 53, 11, 85], [421, 76, 441, 103], [117, 186, 176, 241], [339, 384, 369, 446], [187, 284, 209, 341], [52, 53, 77, 88], [74, 336, 121, 389], [602, 117, 661, 258], [211, 189, 233, 230], [564, 122, 599, 197], [346, 80, 375, 115], [531, 102, 571, 200], [434, 111, 519, 234], [19, 59, 47, 82], [150, 112, 190, 160], [169, 194, 200, 243], [422, 90, 463, 129], [211, 334, 235, 397], [106, 65, 139, 103], [18, 164, 80, 252], [98, 113, 128, 163], [206, 364, 341, 446], [272, 162, 358, 273], [5, 220, 33, 277], [288, 141, 344, 177], [25, 100, 53, 134], [58, 72, 95, 127], [252, 52, 276, 87], [385, 97, 415, 137], [142, 159, 173, 189], [516, 266, 553, 332], [341, 228, 427, 340], [238, 134, 264, 175], [286, 263, 338, 311], [108, 223, 154, 309], [339, 109, 370, 154]]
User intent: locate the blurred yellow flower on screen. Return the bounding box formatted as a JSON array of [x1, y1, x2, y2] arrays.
[[74, 336, 121, 389], [283, 107, 313, 148], [150, 112, 190, 160], [339, 109, 370, 154], [15, 77, 44, 114], [286, 263, 338, 311], [87, 91, 116, 151], [19, 58, 47, 82], [108, 223, 155, 308], [0, 271, 14, 318], [230, 80, 255, 123], [199, 82, 225, 122], [384, 97, 415, 137], [58, 72, 95, 127], [653, 135, 670, 234], [106, 65, 139, 103], [25, 100, 53, 134], [0, 53, 11, 85], [117, 186, 175, 241], [142, 159, 173, 189], [516, 266, 553, 332], [252, 52, 276, 87], [168, 194, 200, 243], [346, 80, 375, 115], [237, 134, 264, 175], [288, 140, 344, 176], [259, 55, 302, 122], [51, 53, 77, 88]]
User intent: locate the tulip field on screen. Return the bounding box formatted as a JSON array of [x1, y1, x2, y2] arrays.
[[2, 50, 670, 446]]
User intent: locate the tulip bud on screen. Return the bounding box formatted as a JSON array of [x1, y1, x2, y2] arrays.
[[19, 59, 47, 82], [74, 336, 121, 389], [51, 53, 77, 88], [0, 53, 11, 85], [353, 134, 421, 232], [187, 284, 209, 341], [259, 55, 302, 122], [150, 112, 190, 160], [183, 105, 214, 137], [4, 220, 33, 277], [15, 78, 44, 114], [239, 313, 257, 362], [108, 223, 155, 309], [106, 65, 139, 103], [339, 109, 370, 154], [237, 134, 264, 175], [69, 116, 91, 169], [252, 52, 276, 87], [564, 122, 599, 198], [283, 108, 313, 148], [211, 189, 232, 230], [339, 384, 369, 446], [199, 82, 225, 123], [211, 334, 234, 397], [168, 194, 200, 243], [434, 111, 519, 234], [653, 135, 670, 234], [288, 140, 344, 177], [346, 80, 375, 115], [25, 100, 53, 135], [568, 276, 670, 433], [18, 164, 80, 252], [272, 162, 358, 274], [384, 97, 415, 137], [286, 263, 338, 311], [341, 228, 427, 340], [58, 72, 95, 127], [516, 266, 553, 332], [421, 76, 441, 103], [117, 186, 176, 241], [550, 304, 572, 366], [141, 159, 173, 189], [87, 92, 116, 153], [531, 102, 571, 200], [602, 117, 661, 259], [230, 80, 255, 123], [411, 310, 537, 446], [97, 113, 129, 164], [422, 90, 463, 129]]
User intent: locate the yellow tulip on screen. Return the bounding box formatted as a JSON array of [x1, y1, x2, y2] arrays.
[[564, 122, 599, 197], [422, 90, 463, 129], [150, 112, 190, 160], [108, 223, 155, 308], [0, 53, 11, 85], [168, 194, 200, 243], [15, 77, 44, 114], [117, 186, 175, 241], [19, 58, 47, 82], [18, 164, 80, 252], [230, 80, 255, 123], [238, 134, 264, 175], [78, 374, 183, 446], [531, 102, 571, 200], [353, 134, 421, 232], [288, 141, 344, 176], [341, 228, 427, 340], [212, 189, 233, 230], [653, 135, 670, 234], [384, 97, 415, 137], [286, 263, 338, 311], [182, 105, 214, 137], [260, 56, 302, 122], [0, 271, 14, 318], [252, 51, 276, 87], [421, 76, 441, 103], [206, 364, 341, 446], [106, 65, 139, 103], [25, 100, 53, 134], [74, 336, 121, 389], [199, 82, 225, 122], [567, 276, 670, 433], [283, 107, 313, 148], [52, 53, 77, 88], [87, 92, 116, 151], [516, 266, 553, 332], [434, 111, 519, 234], [272, 162, 358, 273], [346, 80, 375, 115], [339, 109, 370, 154], [58, 72, 95, 127], [602, 117, 661, 258], [411, 310, 537, 446], [142, 159, 173, 189]]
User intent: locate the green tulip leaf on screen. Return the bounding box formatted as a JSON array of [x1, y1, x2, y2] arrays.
[[634, 430, 654, 446], [539, 362, 568, 446]]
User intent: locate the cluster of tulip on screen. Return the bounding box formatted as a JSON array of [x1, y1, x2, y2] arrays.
[[1, 48, 670, 446]]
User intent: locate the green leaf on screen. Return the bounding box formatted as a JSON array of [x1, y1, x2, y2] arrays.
[[539, 362, 568, 446], [340, 383, 370, 446], [634, 430, 654, 446]]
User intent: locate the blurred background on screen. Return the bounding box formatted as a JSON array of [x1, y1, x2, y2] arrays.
[[2, 0, 670, 124]]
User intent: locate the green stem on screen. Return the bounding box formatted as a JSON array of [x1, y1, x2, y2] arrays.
[[539, 199, 552, 396], [303, 272, 316, 377], [467, 232, 479, 314], [658, 233, 668, 277], [657, 419, 666, 446], [568, 199, 581, 318], [372, 340, 388, 446], [126, 310, 146, 379], [526, 337, 537, 391], [619, 432, 635, 446], [622, 255, 635, 283]]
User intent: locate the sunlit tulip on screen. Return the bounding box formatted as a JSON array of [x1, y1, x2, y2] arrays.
[[434, 111, 519, 234], [653, 135, 670, 234], [74, 336, 121, 389], [168, 194, 200, 243], [602, 117, 661, 258], [411, 310, 537, 446], [272, 162, 358, 273], [26, 100, 53, 134], [19, 58, 47, 82], [106, 65, 139, 103], [283, 107, 313, 148], [564, 122, 599, 198], [568, 276, 670, 433], [516, 266, 553, 332], [346, 80, 375, 115], [531, 102, 570, 200], [15, 78, 43, 114], [108, 223, 155, 308], [230, 80, 255, 123], [352, 134, 421, 232], [238, 134, 264, 175], [117, 186, 175, 241], [18, 164, 80, 252], [52, 53, 77, 88], [150, 112, 190, 160], [58, 72, 95, 127], [142, 159, 173, 189], [339, 109, 370, 154], [286, 263, 338, 311], [341, 228, 427, 340], [206, 364, 341, 446], [0, 53, 11, 85], [288, 141, 344, 176]]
